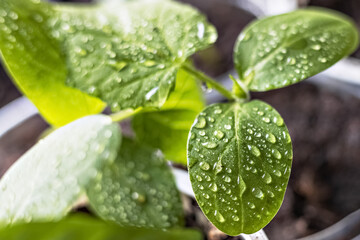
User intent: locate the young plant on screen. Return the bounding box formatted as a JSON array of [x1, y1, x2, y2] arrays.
[[0, 0, 358, 238]]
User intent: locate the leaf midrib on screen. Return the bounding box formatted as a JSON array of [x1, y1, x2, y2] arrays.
[[233, 103, 245, 232]]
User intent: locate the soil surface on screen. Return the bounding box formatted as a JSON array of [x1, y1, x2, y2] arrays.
[[0, 67, 20, 108], [0, 0, 360, 239]]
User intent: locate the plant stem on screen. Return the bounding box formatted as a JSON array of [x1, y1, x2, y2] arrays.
[[110, 107, 143, 122], [230, 75, 250, 101], [182, 63, 238, 100]]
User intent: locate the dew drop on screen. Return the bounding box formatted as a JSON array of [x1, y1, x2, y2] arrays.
[[272, 149, 282, 159], [207, 117, 215, 123], [108, 61, 127, 71], [199, 130, 206, 136], [273, 169, 282, 177], [131, 192, 146, 203], [274, 116, 284, 126], [262, 172, 272, 184], [214, 109, 222, 114], [143, 60, 156, 67], [202, 142, 218, 149], [205, 175, 212, 181], [145, 87, 159, 101], [241, 32, 252, 41], [287, 57, 296, 65], [252, 188, 264, 199], [214, 210, 225, 223], [199, 162, 210, 171], [262, 117, 270, 123], [210, 183, 218, 192], [224, 176, 231, 183], [247, 202, 256, 209], [268, 190, 275, 198], [214, 130, 224, 139], [232, 215, 240, 222], [318, 57, 327, 63], [214, 160, 223, 175], [285, 132, 291, 143], [311, 44, 321, 50], [249, 145, 261, 157], [195, 117, 206, 129], [265, 133, 276, 143], [224, 124, 232, 130]]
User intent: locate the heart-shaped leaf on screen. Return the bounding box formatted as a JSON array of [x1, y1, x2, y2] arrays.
[[0, 0, 105, 127], [87, 138, 183, 229], [234, 8, 359, 91], [188, 100, 292, 235], [0, 115, 121, 225], [51, 0, 217, 111], [133, 67, 205, 165], [0, 214, 202, 240]]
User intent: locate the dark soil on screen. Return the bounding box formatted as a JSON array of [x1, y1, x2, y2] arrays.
[[0, 0, 360, 239], [0, 67, 20, 108], [0, 116, 48, 177]]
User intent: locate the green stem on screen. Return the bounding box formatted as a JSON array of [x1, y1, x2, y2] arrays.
[[182, 63, 238, 101], [230, 75, 250, 101], [110, 107, 143, 122]]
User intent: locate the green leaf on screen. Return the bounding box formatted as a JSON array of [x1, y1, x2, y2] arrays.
[[0, 0, 105, 127], [0, 214, 203, 240], [234, 8, 359, 91], [51, 0, 217, 111], [0, 115, 121, 225], [87, 138, 184, 229], [133, 68, 205, 165], [187, 100, 292, 235]]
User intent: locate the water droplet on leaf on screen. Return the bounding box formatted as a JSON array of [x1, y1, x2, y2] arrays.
[[195, 117, 206, 128], [214, 130, 224, 139], [199, 162, 210, 171], [214, 210, 225, 223], [202, 142, 218, 149]]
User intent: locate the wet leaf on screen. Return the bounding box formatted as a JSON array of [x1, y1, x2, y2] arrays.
[[51, 0, 217, 111], [0, 0, 105, 127], [0, 115, 121, 225], [188, 100, 292, 235], [234, 8, 359, 91], [87, 138, 183, 229], [0, 214, 202, 240], [133, 67, 204, 165]]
